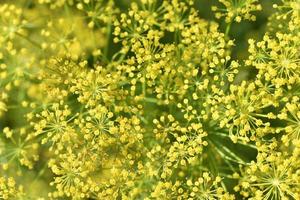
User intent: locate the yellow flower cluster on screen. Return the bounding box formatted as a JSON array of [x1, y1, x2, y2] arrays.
[[1, 127, 39, 170], [0, 4, 27, 43], [0, 0, 300, 199], [0, 177, 24, 200], [270, 0, 300, 33], [212, 0, 262, 23], [217, 81, 276, 142], [247, 33, 300, 88], [235, 140, 300, 199], [150, 172, 234, 200], [278, 97, 300, 145]]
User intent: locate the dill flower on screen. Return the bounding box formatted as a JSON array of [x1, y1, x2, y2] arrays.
[[0, 4, 27, 42], [271, 0, 300, 33], [38, 0, 71, 9], [0, 177, 24, 200], [0, 48, 36, 90], [236, 142, 300, 199], [161, 0, 196, 33], [150, 180, 179, 199], [32, 103, 77, 152], [40, 18, 78, 55], [181, 172, 235, 200], [70, 66, 118, 107], [247, 33, 300, 88], [278, 100, 300, 144], [181, 21, 234, 72], [217, 81, 276, 142], [113, 1, 164, 49], [78, 105, 115, 147], [1, 0, 300, 199], [151, 172, 234, 200], [75, 0, 119, 28], [212, 0, 262, 23], [48, 152, 95, 199], [0, 127, 39, 170]]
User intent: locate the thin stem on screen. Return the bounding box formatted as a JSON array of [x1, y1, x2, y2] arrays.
[[142, 71, 147, 105], [31, 162, 48, 185], [16, 32, 42, 49], [225, 21, 232, 37], [103, 21, 112, 62]]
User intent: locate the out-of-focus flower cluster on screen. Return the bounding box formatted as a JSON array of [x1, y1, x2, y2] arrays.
[[0, 0, 299, 199]]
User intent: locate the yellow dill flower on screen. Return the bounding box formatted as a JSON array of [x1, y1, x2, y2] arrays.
[[113, 0, 165, 49], [247, 33, 300, 88], [271, 0, 300, 33], [278, 100, 300, 144], [48, 152, 95, 199], [70, 66, 118, 107], [1, 0, 300, 199], [76, 0, 119, 28], [217, 81, 276, 142], [150, 180, 179, 199], [236, 141, 300, 200], [212, 0, 262, 23], [181, 172, 235, 200], [181, 21, 234, 72], [38, 0, 71, 9], [38, 56, 86, 101], [163, 127, 207, 170], [161, 0, 196, 33], [0, 48, 36, 90], [151, 172, 234, 200], [0, 127, 39, 170], [0, 177, 24, 200], [0, 4, 27, 42], [39, 11, 106, 57], [40, 18, 78, 55], [78, 105, 114, 147], [32, 103, 77, 152], [153, 113, 209, 179]]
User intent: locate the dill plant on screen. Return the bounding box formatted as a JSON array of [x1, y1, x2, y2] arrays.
[[0, 0, 300, 199]]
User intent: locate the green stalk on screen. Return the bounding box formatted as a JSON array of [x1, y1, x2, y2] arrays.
[[225, 21, 232, 37], [103, 21, 112, 62]]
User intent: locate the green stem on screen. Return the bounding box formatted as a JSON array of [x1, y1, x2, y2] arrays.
[[103, 21, 112, 62], [174, 28, 180, 45], [31, 162, 48, 185], [16, 32, 42, 49], [225, 21, 232, 37], [143, 72, 146, 98]]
